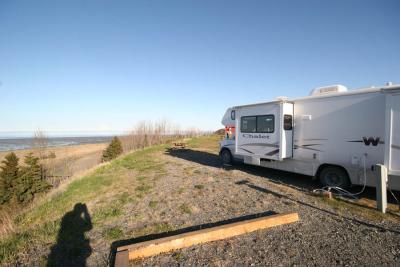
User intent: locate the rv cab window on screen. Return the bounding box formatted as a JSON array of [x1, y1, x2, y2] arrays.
[[241, 116, 257, 133], [257, 115, 274, 133]]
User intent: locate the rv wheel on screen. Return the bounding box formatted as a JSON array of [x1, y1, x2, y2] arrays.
[[221, 149, 233, 165], [319, 166, 351, 188]]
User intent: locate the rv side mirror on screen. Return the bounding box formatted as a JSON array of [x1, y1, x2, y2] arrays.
[[231, 110, 236, 120]]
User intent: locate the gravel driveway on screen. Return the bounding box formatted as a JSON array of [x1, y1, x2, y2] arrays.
[[126, 146, 400, 266]]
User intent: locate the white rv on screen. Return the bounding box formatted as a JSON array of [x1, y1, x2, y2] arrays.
[[220, 84, 400, 190]]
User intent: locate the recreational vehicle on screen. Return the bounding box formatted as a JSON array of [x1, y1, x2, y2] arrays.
[[220, 84, 400, 190]]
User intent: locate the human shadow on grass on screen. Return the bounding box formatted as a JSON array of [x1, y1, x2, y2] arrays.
[[47, 203, 93, 267], [108, 210, 276, 266]]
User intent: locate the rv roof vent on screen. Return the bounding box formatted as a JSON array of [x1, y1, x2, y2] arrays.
[[276, 96, 288, 101], [309, 85, 347, 96]]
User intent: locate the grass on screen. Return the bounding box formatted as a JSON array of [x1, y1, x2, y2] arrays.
[[134, 222, 175, 237], [179, 203, 192, 214], [194, 184, 204, 190], [186, 135, 221, 151], [15, 171, 115, 227], [103, 226, 124, 240], [149, 200, 158, 208], [177, 187, 185, 194], [0, 141, 169, 266], [136, 184, 152, 193], [173, 251, 183, 261], [319, 196, 400, 222], [93, 205, 121, 221]]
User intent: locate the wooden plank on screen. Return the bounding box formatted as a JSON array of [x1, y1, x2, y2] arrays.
[[117, 212, 299, 261], [114, 250, 129, 267]]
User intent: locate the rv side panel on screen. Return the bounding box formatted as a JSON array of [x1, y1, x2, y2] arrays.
[[292, 92, 386, 186]]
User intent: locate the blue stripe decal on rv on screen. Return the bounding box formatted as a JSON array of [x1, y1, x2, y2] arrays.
[[239, 148, 254, 154], [265, 149, 279, 156]]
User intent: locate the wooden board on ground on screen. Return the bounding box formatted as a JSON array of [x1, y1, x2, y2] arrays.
[[115, 212, 299, 266], [114, 250, 129, 267]]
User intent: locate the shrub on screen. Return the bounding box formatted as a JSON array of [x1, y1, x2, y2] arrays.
[[102, 137, 123, 162], [14, 153, 51, 203], [0, 153, 20, 204]]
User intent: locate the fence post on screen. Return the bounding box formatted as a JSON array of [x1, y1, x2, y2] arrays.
[[375, 164, 387, 213]]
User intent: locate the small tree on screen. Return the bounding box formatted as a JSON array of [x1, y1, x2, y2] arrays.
[[0, 152, 19, 204], [15, 153, 51, 203], [102, 137, 123, 162], [33, 129, 48, 159]]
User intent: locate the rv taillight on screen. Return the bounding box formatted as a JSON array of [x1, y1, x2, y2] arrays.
[[225, 126, 235, 134], [225, 126, 235, 139]]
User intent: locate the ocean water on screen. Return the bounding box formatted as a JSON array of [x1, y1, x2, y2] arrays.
[[0, 136, 112, 152]]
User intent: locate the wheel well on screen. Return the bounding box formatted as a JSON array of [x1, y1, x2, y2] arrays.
[[315, 164, 351, 184]]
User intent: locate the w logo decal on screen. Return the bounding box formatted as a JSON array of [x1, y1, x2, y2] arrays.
[[348, 137, 383, 146], [362, 137, 380, 146]]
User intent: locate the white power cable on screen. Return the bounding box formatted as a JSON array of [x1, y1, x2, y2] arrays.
[[388, 188, 400, 211]]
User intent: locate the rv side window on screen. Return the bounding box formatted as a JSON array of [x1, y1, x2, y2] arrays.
[[257, 115, 274, 133], [284, 115, 293, 130], [241, 116, 257, 133]]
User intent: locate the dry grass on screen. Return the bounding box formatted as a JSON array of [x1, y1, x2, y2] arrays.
[[0, 209, 16, 236], [119, 120, 207, 153], [0, 143, 107, 189], [0, 143, 107, 163]]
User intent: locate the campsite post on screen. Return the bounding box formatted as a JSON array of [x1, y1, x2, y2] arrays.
[[375, 164, 388, 213]]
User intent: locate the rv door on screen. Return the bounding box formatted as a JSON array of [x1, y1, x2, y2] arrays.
[[279, 102, 294, 159]]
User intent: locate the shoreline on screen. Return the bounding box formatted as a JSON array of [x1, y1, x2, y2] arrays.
[[0, 142, 108, 159], [0, 136, 112, 153], [0, 143, 108, 179]]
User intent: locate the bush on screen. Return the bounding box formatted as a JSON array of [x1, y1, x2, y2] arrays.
[[214, 128, 225, 135], [0, 153, 20, 204], [0, 153, 51, 204], [102, 137, 123, 162], [14, 153, 52, 203]]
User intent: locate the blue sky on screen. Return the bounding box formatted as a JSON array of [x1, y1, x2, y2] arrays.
[[0, 0, 399, 135]]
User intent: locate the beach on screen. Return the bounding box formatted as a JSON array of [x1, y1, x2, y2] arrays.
[[0, 142, 108, 179]]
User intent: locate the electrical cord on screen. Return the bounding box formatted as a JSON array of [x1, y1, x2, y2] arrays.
[[388, 188, 400, 211], [313, 154, 368, 199], [313, 155, 400, 212]]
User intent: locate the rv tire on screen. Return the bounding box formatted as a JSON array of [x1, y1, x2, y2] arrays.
[[319, 166, 351, 189], [220, 149, 233, 165]]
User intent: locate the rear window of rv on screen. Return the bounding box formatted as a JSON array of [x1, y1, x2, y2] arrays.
[[241, 115, 274, 133], [241, 116, 257, 133], [257, 115, 274, 133]]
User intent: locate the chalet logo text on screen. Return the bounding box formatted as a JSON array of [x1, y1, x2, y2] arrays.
[[242, 134, 270, 139]]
